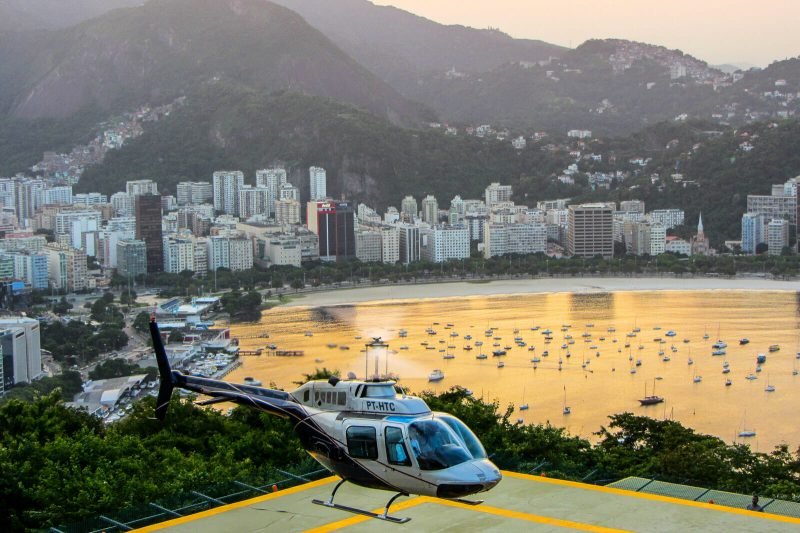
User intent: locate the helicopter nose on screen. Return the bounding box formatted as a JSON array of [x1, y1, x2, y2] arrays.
[[436, 461, 502, 498]]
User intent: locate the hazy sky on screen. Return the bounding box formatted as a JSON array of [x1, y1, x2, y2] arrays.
[[374, 0, 799, 67]]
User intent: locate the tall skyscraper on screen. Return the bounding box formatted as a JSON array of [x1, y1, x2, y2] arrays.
[[306, 200, 355, 262], [421, 195, 439, 225], [134, 194, 163, 273], [212, 171, 245, 215], [116, 239, 147, 278], [237, 186, 270, 219], [309, 166, 327, 201], [567, 204, 614, 258]]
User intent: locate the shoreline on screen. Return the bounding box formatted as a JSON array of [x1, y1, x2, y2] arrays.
[[279, 276, 799, 309]]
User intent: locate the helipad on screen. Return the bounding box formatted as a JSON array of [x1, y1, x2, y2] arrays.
[[134, 471, 800, 532]]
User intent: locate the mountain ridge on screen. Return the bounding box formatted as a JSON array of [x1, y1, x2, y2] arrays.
[[0, 0, 429, 125]]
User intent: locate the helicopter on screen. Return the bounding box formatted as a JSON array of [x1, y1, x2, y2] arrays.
[[149, 319, 502, 523]]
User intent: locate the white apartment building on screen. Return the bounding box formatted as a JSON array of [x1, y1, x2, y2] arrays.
[[619, 200, 645, 213], [208, 234, 254, 272], [237, 186, 270, 220], [265, 235, 302, 267], [665, 237, 692, 256], [400, 196, 418, 221], [356, 229, 383, 263], [380, 226, 400, 264], [420, 225, 470, 263], [309, 166, 327, 201], [274, 199, 301, 225], [72, 193, 107, 205], [567, 129, 592, 139], [256, 168, 287, 214], [163, 237, 197, 273], [42, 186, 73, 206], [212, 171, 245, 215], [111, 192, 134, 217], [176, 181, 213, 206], [647, 209, 685, 230], [125, 179, 158, 197], [767, 219, 789, 255], [421, 195, 439, 225], [485, 183, 513, 207], [747, 194, 796, 225], [45, 244, 87, 292], [484, 222, 547, 258], [279, 183, 300, 201], [0, 317, 42, 389]]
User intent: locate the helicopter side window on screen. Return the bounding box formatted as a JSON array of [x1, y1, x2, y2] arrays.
[[303, 389, 310, 402], [346, 426, 378, 460], [407, 420, 472, 471], [362, 385, 395, 399], [338, 391, 347, 405], [385, 426, 411, 466]]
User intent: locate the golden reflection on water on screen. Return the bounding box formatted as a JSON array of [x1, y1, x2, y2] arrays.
[[228, 290, 800, 451]]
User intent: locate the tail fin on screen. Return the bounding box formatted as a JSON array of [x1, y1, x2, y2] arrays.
[[149, 316, 175, 420]]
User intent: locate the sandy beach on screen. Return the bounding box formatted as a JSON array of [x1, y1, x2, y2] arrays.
[[284, 276, 799, 308]]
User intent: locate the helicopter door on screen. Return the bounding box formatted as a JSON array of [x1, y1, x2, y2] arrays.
[[384, 426, 412, 468], [345, 424, 379, 462]]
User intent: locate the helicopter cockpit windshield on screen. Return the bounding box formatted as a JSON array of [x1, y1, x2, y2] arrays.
[[407, 418, 485, 471]]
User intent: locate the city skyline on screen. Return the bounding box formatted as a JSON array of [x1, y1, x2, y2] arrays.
[[375, 0, 799, 67]]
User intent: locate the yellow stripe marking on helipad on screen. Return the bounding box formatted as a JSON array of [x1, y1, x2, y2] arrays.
[[503, 471, 800, 525], [305, 496, 630, 532], [134, 476, 337, 531]]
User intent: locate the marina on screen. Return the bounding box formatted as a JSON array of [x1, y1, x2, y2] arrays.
[[228, 289, 800, 450]]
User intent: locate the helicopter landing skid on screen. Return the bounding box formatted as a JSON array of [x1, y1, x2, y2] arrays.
[[445, 497, 484, 506], [312, 480, 411, 524]]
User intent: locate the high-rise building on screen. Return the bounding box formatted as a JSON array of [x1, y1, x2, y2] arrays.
[[256, 168, 287, 215], [274, 199, 301, 225], [397, 224, 420, 265], [484, 223, 547, 258], [567, 204, 614, 258], [72, 192, 108, 206], [15, 179, 46, 222], [213, 171, 245, 215], [279, 183, 300, 202], [42, 186, 73, 206], [619, 200, 645, 214], [421, 195, 439, 225], [116, 239, 147, 278], [648, 209, 685, 230], [11, 252, 49, 290], [163, 237, 197, 273], [134, 194, 163, 273], [420, 225, 470, 263], [0, 318, 42, 392], [355, 229, 383, 263], [485, 183, 513, 207], [176, 181, 213, 206], [125, 180, 159, 197], [45, 244, 87, 292], [110, 192, 134, 217], [767, 219, 789, 256], [306, 200, 355, 262], [400, 196, 418, 222], [208, 234, 254, 272], [747, 194, 796, 225], [237, 186, 270, 219], [309, 166, 327, 201], [740, 212, 766, 254]]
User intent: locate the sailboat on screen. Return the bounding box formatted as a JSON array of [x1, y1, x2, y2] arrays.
[[764, 375, 775, 392], [738, 411, 756, 438], [562, 386, 571, 415], [519, 387, 529, 411], [639, 378, 664, 406]]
